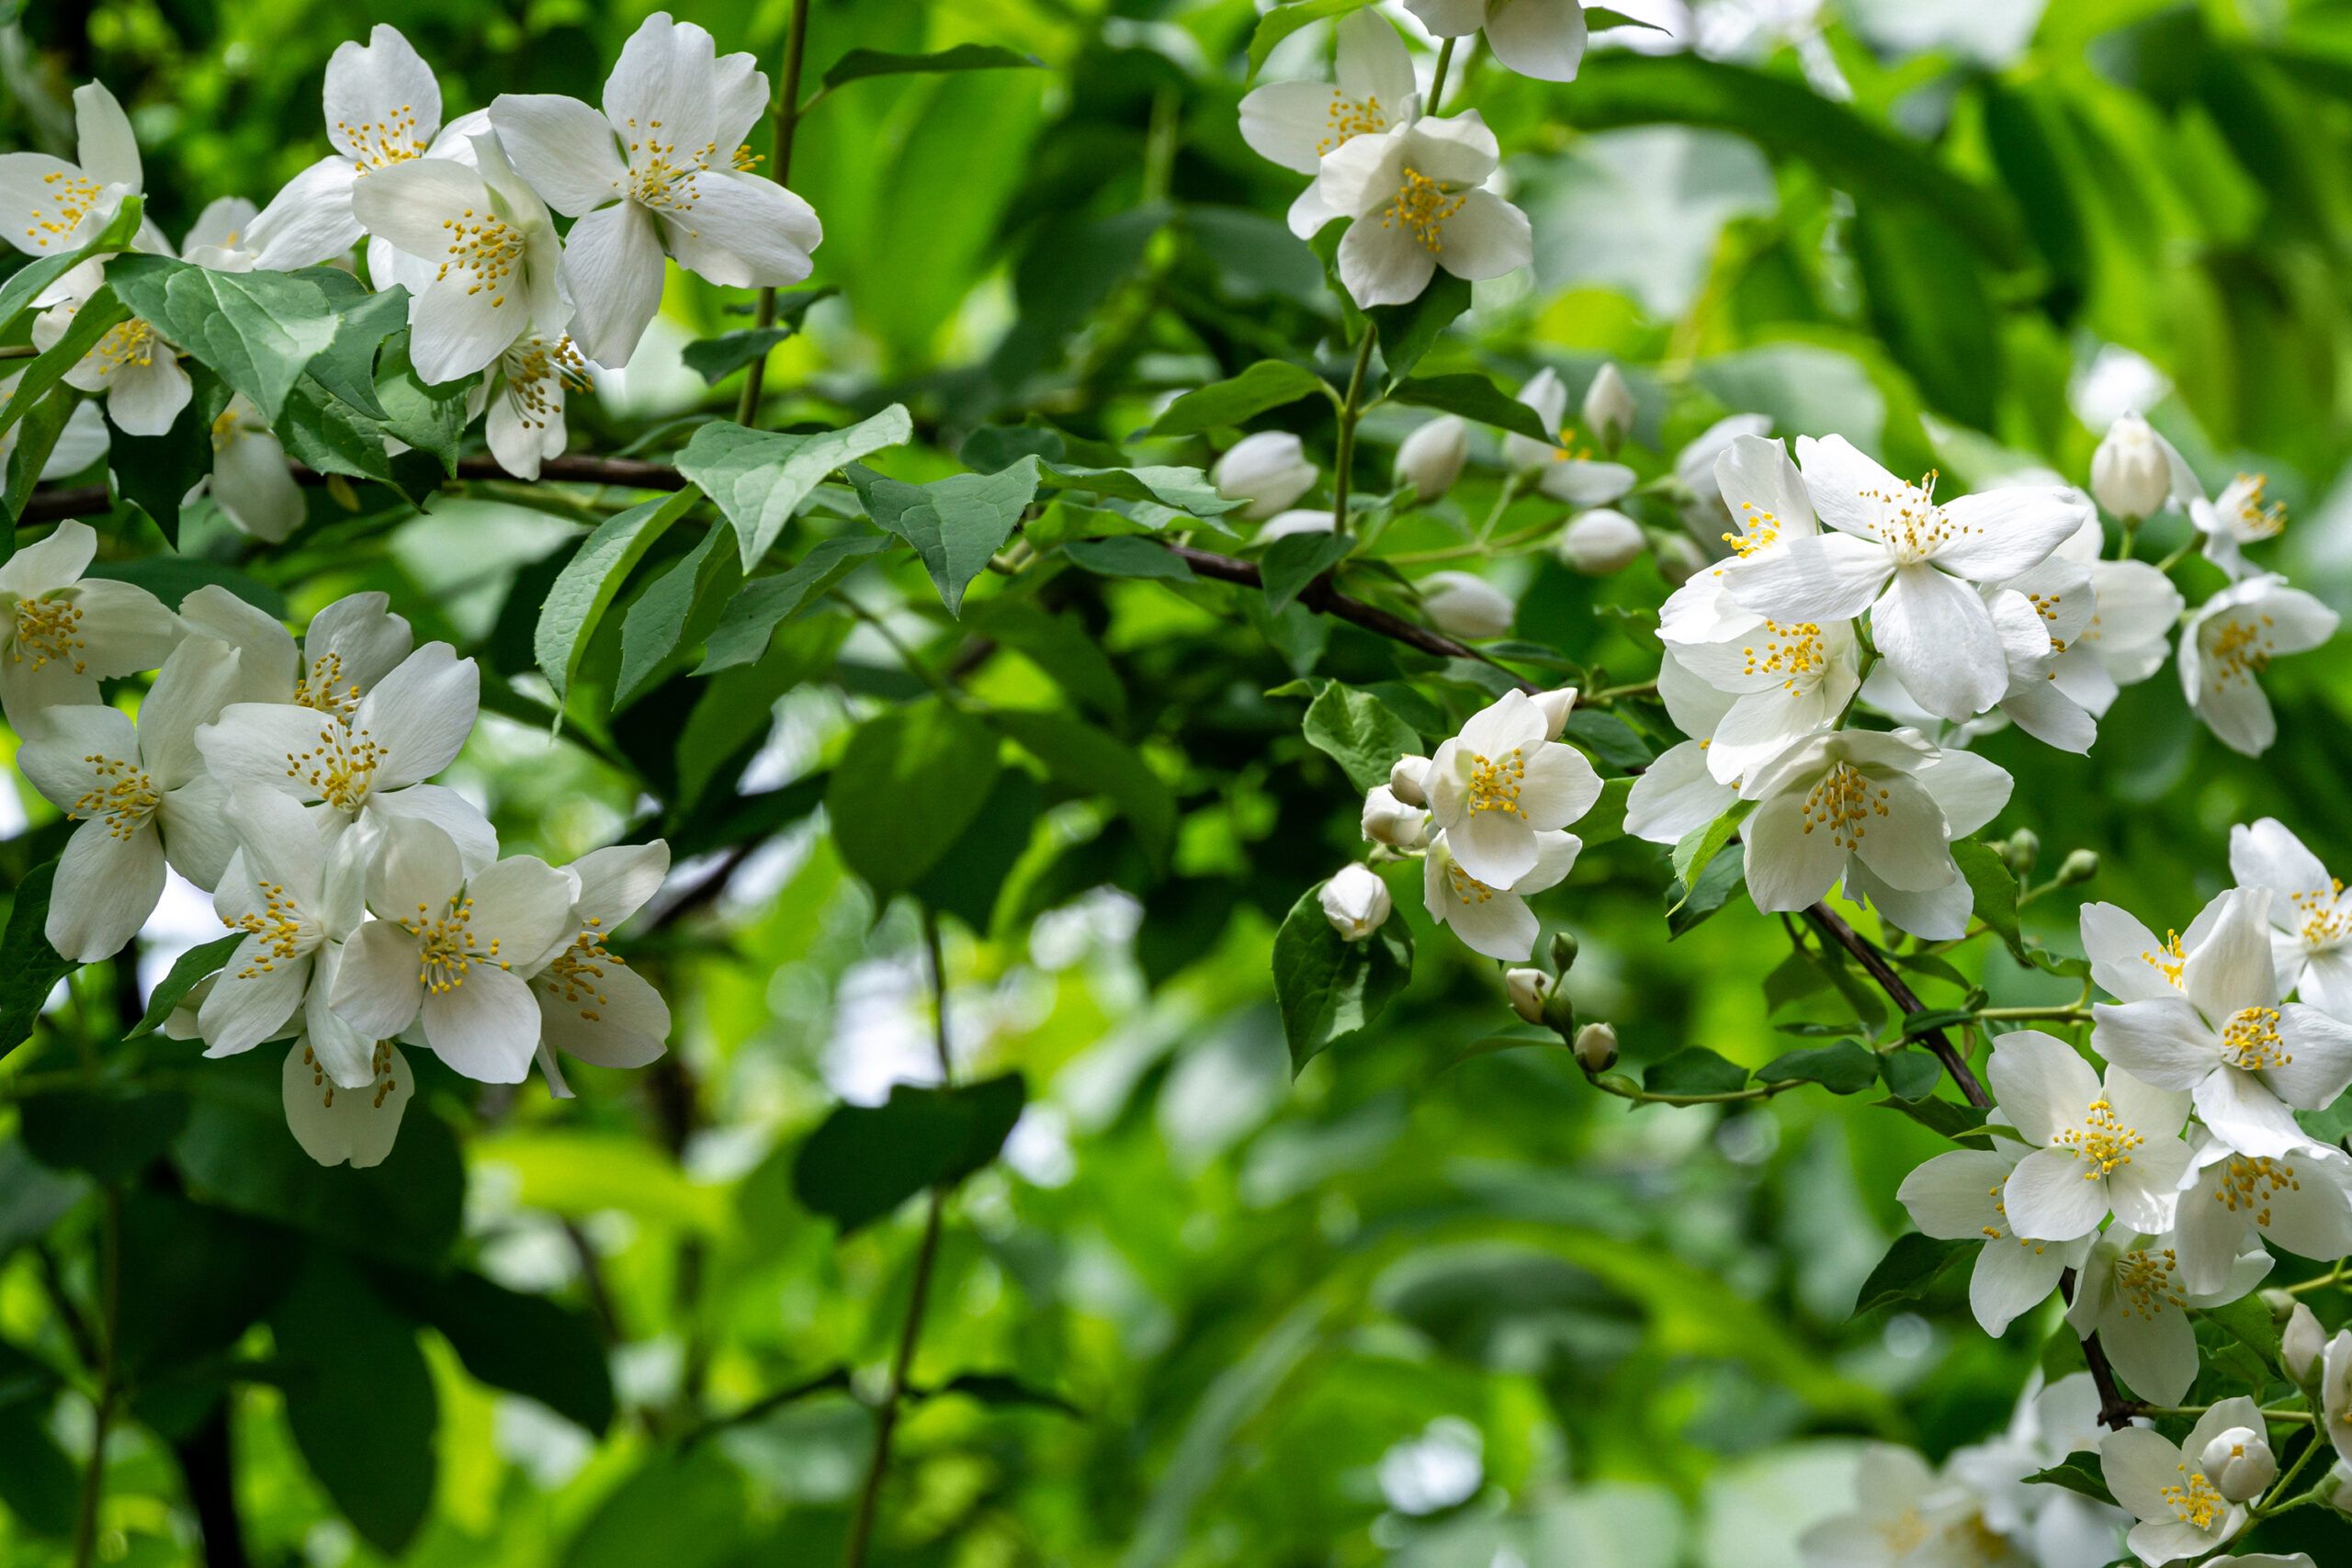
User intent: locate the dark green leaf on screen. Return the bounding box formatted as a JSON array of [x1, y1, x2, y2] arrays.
[[989, 708, 1175, 866], [1564, 708, 1656, 772], [919, 1371, 1082, 1416], [1952, 840, 2026, 963], [374, 1269, 615, 1435], [302, 283, 407, 418], [826, 700, 1002, 898], [0, 1402, 75, 1538], [1369, 274, 1471, 384], [695, 532, 890, 674], [107, 256, 342, 421], [83, 557, 283, 619], [0, 1137, 85, 1258], [1881, 1050, 1943, 1101], [1755, 1041, 1879, 1095], [792, 1074, 1027, 1233], [1261, 530, 1350, 612], [1666, 840, 1746, 937], [1149, 361, 1331, 436], [909, 767, 1042, 931], [975, 600, 1125, 720], [677, 289, 835, 385], [1062, 536, 1195, 581], [820, 43, 1043, 90], [534, 490, 700, 705], [676, 408, 913, 570], [1302, 682, 1419, 792], [1642, 1047, 1749, 1097], [0, 862, 74, 1063], [18, 1084, 189, 1182], [615, 527, 742, 707], [1272, 880, 1414, 1072], [1873, 1094, 1994, 1150], [272, 1255, 436, 1554], [1851, 1233, 1971, 1317], [850, 456, 1041, 615], [0, 387, 73, 524], [1386, 373, 1555, 445], [2023, 1462, 2118, 1507], [129, 933, 243, 1038]]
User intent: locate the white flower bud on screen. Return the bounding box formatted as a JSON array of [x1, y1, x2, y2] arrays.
[[1394, 416, 1468, 502], [1319, 863, 1392, 941], [1389, 755, 1431, 808], [1506, 968, 1549, 1024], [1502, 368, 1567, 472], [1214, 432, 1317, 521], [1361, 785, 1429, 848], [1581, 363, 1634, 454], [2090, 412, 2172, 523], [2198, 1427, 2275, 1503], [1419, 571, 1515, 640], [1572, 1021, 1617, 1071], [2286, 1302, 2327, 1385], [1555, 509, 1645, 575], [1531, 687, 1577, 742], [1654, 533, 1706, 585], [1257, 508, 1336, 542], [2324, 1459, 2352, 1515]]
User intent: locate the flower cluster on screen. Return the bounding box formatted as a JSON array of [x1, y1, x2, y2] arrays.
[[4, 521, 670, 1168]]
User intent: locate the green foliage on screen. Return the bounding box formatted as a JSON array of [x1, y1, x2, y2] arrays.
[[676, 407, 913, 570], [1272, 881, 1414, 1072], [791, 1075, 1027, 1233]]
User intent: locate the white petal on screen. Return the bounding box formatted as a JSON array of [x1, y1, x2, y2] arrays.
[[47, 816, 164, 963], [420, 965, 541, 1084], [363, 784, 497, 875], [1972, 1233, 2072, 1337], [66, 579, 181, 679], [559, 200, 667, 367], [198, 945, 312, 1055], [1930, 487, 2092, 581], [2265, 1005, 2352, 1109], [73, 84, 141, 191], [211, 424, 305, 542], [1623, 741, 1733, 845], [2194, 1066, 2312, 1160], [570, 840, 670, 925], [243, 158, 363, 271], [1337, 211, 1437, 309], [2004, 1146, 2112, 1241], [1742, 784, 1842, 913], [486, 94, 627, 216], [105, 355, 192, 438], [351, 643, 478, 788], [1896, 1148, 2011, 1238], [281, 1037, 412, 1168], [1871, 566, 2007, 721], [604, 12, 718, 161], [1721, 531, 1890, 622], [2185, 887, 2279, 1021], [1238, 81, 1343, 176], [1336, 9, 1416, 110], [1483, 0, 1589, 82], [324, 25, 441, 166], [1432, 189, 1531, 282], [329, 919, 424, 1040], [539, 961, 669, 1067]]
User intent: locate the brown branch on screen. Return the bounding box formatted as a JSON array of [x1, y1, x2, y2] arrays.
[[1163, 544, 1532, 679], [1803, 904, 1987, 1110], [18, 453, 686, 525]]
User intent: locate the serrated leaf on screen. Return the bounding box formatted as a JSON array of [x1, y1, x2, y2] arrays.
[[533, 490, 701, 706], [1851, 1233, 1970, 1317], [695, 532, 889, 674], [1302, 682, 1419, 793], [615, 526, 741, 707], [820, 43, 1043, 91], [1386, 373, 1555, 446], [851, 456, 1041, 616], [1272, 880, 1413, 1072], [792, 1075, 1027, 1233], [1149, 361, 1330, 436], [676, 406, 913, 570], [107, 255, 340, 422]]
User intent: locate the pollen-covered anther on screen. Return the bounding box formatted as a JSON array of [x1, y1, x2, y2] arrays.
[[2221, 1005, 2290, 1071]]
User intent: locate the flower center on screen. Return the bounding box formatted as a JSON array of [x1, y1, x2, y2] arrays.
[[2228, 473, 2287, 539], [503, 335, 594, 429], [2214, 1156, 2300, 1229], [23, 170, 105, 249], [209, 406, 243, 452], [1465, 749, 1525, 819], [299, 1038, 402, 1111], [622, 119, 716, 215], [1740, 621, 1826, 691], [538, 916, 626, 1023], [1720, 501, 1782, 558], [2203, 615, 2277, 688], [228, 879, 307, 976], [2292, 882, 2348, 948], [2052, 1096, 2143, 1178], [2221, 1005, 2290, 1071], [292, 652, 363, 719], [2140, 930, 2186, 988], [2113, 1246, 2185, 1321], [1317, 91, 1386, 156], [1383, 166, 1465, 254], [1796, 761, 1888, 852], [1442, 859, 1497, 907], [13, 595, 87, 671], [2162, 1466, 2226, 1530], [1861, 470, 1970, 564], [339, 104, 428, 171], [436, 208, 524, 309], [95, 318, 160, 373], [281, 721, 388, 813], [70, 752, 159, 839], [401, 893, 513, 996]]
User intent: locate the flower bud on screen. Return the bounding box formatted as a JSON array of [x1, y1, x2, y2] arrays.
[[1551, 931, 1578, 972], [1531, 686, 1577, 742], [1506, 968, 1549, 1025], [2091, 412, 2172, 523], [2324, 1459, 2352, 1515], [1654, 533, 1706, 585], [1573, 1021, 1617, 1072], [1419, 571, 1515, 640], [1319, 863, 1392, 942], [2198, 1427, 2276, 1503], [1389, 755, 1431, 808], [2001, 829, 2040, 878], [1214, 432, 1318, 521], [1394, 416, 1468, 502], [1555, 509, 1646, 575], [1581, 363, 1634, 455], [2057, 849, 2099, 886], [1258, 508, 1336, 542], [1361, 785, 1429, 849], [1503, 368, 1568, 471], [2286, 1302, 2327, 1385]]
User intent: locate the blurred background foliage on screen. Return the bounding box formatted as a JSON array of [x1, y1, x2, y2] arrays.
[[9, 0, 2352, 1562]]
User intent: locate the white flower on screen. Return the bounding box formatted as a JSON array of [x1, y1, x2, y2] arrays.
[[1623, 651, 1736, 845], [1530, 686, 1575, 739], [2179, 572, 2336, 757], [1238, 9, 1419, 239], [2174, 1132, 2352, 1296], [197, 395, 305, 542], [2231, 817, 2352, 1014], [1580, 362, 1634, 453], [1672, 412, 1774, 537], [1319, 863, 1393, 941], [1794, 1446, 1978, 1568], [1570, 1021, 1614, 1070], [31, 264, 190, 437], [350, 130, 570, 384], [2324, 1328, 2352, 1458], [1724, 435, 2092, 720], [0, 521, 180, 730], [1497, 369, 1636, 503], [490, 12, 821, 366], [529, 840, 672, 1089], [1422, 826, 1577, 962], [177, 195, 259, 272], [2089, 411, 2192, 524], [2286, 1302, 2327, 1385], [195, 788, 368, 1066], [2067, 1231, 2268, 1406], [1360, 784, 1428, 848], [1670, 615, 1860, 787], [1424, 689, 1602, 887], [1659, 433, 1816, 647], [2078, 897, 2209, 1004], [330, 819, 576, 1084], [282, 1036, 413, 1169], [1314, 112, 1531, 309], [196, 640, 497, 871], [1505, 966, 1547, 1023], [1738, 728, 2010, 940], [1554, 509, 1645, 575], [1898, 1144, 2088, 1336], [1213, 432, 1317, 521], [2040, 516, 2182, 719], [1402, 0, 1590, 84], [2092, 886, 2352, 1158], [2099, 1397, 2264, 1563], [17, 636, 243, 961], [1393, 415, 1467, 501], [0, 82, 149, 257], [0, 369, 107, 482], [1388, 754, 1431, 808], [178, 586, 414, 715], [1987, 1029, 2190, 1242], [1418, 570, 1514, 639], [1944, 1373, 2131, 1563], [2192, 472, 2286, 581], [469, 331, 596, 479]]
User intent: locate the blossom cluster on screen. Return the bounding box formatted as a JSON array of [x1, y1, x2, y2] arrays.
[[3, 521, 671, 1168]]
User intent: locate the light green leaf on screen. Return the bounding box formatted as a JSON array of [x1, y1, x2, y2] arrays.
[[1041, 461, 1239, 517], [1952, 840, 2026, 963], [615, 527, 741, 707], [1260, 531, 1350, 612], [677, 406, 914, 570], [106, 255, 342, 422], [695, 532, 888, 674], [849, 456, 1042, 616], [1, 388, 75, 524], [1302, 682, 1419, 793], [128, 933, 243, 1038], [534, 490, 700, 707], [1149, 361, 1332, 436], [0, 286, 126, 440]]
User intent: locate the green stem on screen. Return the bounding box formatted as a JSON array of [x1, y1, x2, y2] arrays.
[[1427, 38, 1457, 109], [0, 344, 35, 360], [1329, 325, 1378, 539], [735, 0, 815, 430], [70, 1189, 120, 1568], [1973, 1006, 2092, 1024], [2254, 1427, 2328, 1519]]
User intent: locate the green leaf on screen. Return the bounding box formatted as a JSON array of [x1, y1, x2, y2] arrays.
[[1302, 682, 1419, 793], [129, 933, 243, 1038], [989, 708, 1176, 866], [1642, 1047, 1750, 1097], [676, 407, 913, 570], [1041, 461, 1238, 517], [695, 532, 889, 675], [1386, 373, 1555, 446], [0, 1400, 75, 1538], [676, 288, 836, 385], [1, 387, 74, 524], [920, 1371, 1082, 1417], [1149, 361, 1331, 436], [1272, 880, 1414, 1072], [615, 527, 741, 708], [373, 1268, 615, 1435], [534, 490, 700, 705], [560, 1450, 752, 1568], [2202, 1291, 2284, 1367], [1563, 708, 1655, 772], [1670, 802, 1748, 891], [1368, 274, 1471, 384], [1062, 536, 1195, 581], [1586, 6, 1671, 29], [1261, 530, 1351, 612], [272, 1255, 437, 1554], [908, 767, 1042, 931], [974, 601, 1126, 721], [1873, 1093, 1993, 1150], [0, 862, 74, 1064], [1880, 1050, 1943, 1101], [1665, 842, 1747, 938], [107, 367, 231, 541], [0, 286, 126, 439], [1951, 840, 2026, 962], [1755, 1041, 1879, 1095], [1852, 201, 2000, 429], [0, 1137, 85, 1258], [820, 42, 1044, 90], [17, 1084, 189, 1183], [792, 1074, 1028, 1233], [1430, 1025, 1564, 1077], [1247, 0, 1377, 78], [83, 557, 283, 619], [1851, 1233, 1971, 1317], [2022, 1462, 2118, 1508], [826, 700, 1002, 899], [107, 255, 342, 422], [0, 194, 142, 337], [301, 283, 407, 418], [850, 456, 1041, 616]]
